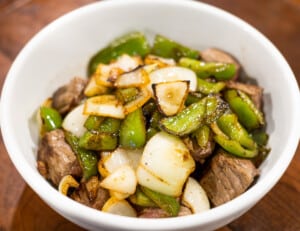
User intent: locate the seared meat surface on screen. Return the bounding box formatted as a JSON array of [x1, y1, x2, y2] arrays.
[[37, 129, 82, 186], [183, 137, 214, 162], [200, 149, 259, 206], [71, 176, 109, 210], [52, 77, 87, 115]]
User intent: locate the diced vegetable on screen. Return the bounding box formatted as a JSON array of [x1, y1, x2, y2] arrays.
[[94, 64, 123, 87], [123, 87, 151, 114], [102, 197, 137, 217], [100, 165, 137, 195], [65, 131, 98, 179], [217, 113, 257, 150], [196, 78, 226, 94], [151, 34, 199, 61], [129, 186, 157, 207], [115, 87, 139, 103], [140, 186, 180, 217], [159, 97, 207, 136], [153, 80, 189, 116], [84, 115, 104, 131], [119, 108, 146, 148], [144, 54, 176, 68], [224, 89, 264, 130], [179, 57, 237, 80], [62, 104, 87, 137], [137, 132, 195, 196], [88, 31, 150, 76], [40, 106, 62, 131], [98, 117, 121, 133], [182, 177, 210, 214], [84, 75, 109, 97], [148, 66, 197, 94], [83, 95, 125, 119], [58, 175, 79, 195], [114, 67, 150, 88], [79, 131, 117, 151]]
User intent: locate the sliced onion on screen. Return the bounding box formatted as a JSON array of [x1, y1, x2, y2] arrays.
[[137, 132, 195, 196], [109, 190, 131, 200], [83, 95, 125, 119], [114, 67, 150, 88], [102, 148, 131, 174], [182, 177, 210, 214], [102, 197, 137, 217], [153, 80, 189, 116], [148, 66, 197, 95], [144, 54, 176, 68], [123, 87, 151, 114], [84, 75, 109, 97], [111, 54, 143, 72], [100, 165, 137, 195], [58, 175, 79, 195], [62, 104, 88, 137]]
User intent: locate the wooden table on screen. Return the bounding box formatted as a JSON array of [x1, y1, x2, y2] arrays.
[[0, 0, 299, 230]]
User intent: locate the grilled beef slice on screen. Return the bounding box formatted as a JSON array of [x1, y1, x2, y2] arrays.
[[52, 77, 87, 115], [37, 129, 82, 186], [200, 149, 259, 206]]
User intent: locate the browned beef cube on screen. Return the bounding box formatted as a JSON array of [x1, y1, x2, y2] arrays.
[[37, 129, 82, 186], [200, 149, 259, 206], [52, 77, 87, 115]]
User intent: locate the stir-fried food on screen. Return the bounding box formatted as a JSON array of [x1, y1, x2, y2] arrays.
[[36, 32, 270, 218]]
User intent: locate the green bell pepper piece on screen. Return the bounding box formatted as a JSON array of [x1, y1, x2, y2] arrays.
[[98, 117, 121, 134], [185, 92, 203, 106], [65, 131, 98, 179], [84, 115, 104, 131], [79, 131, 118, 151], [88, 31, 151, 76], [115, 87, 139, 103], [119, 108, 146, 148], [140, 186, 180, 217], [214, 135, 258, 158], [151, 34, 199, 61], [179, 57, 236, 80], [217, 113, 257, 150], [205, 95, 228, 124], [40, 106, 62, 131], [129, 186, 157, 207], [251, 129, 269, 146], [160, 97, 207, 136], [193, 125, 211, 148], [197, 78, 226, 94], [224, 89, 264, 130]]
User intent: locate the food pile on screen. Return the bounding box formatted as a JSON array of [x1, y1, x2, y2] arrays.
[[36, 32, 269, 218]]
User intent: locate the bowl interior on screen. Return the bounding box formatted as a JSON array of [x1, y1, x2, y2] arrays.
[[1, 0, 299, 230]]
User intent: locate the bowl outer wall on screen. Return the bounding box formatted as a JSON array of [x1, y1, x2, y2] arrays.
[[1, 0, 300, 230]]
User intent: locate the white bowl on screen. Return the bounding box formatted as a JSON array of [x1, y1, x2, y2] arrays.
[[1, 0, 300, 230]]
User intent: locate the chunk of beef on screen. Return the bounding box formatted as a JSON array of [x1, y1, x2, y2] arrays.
[[201, 48, 240, 79], [37, 129, 82, 186], [138, 206, 192, 218], [226, 81, 263, 109], [52, 77, 87, 115], [183, 137, 214, 163], [71, 176, 109, 210], [200, 149, 259, 207]]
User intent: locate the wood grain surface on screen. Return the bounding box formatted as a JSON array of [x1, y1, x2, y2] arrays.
[[0, 0, 299, 230]]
